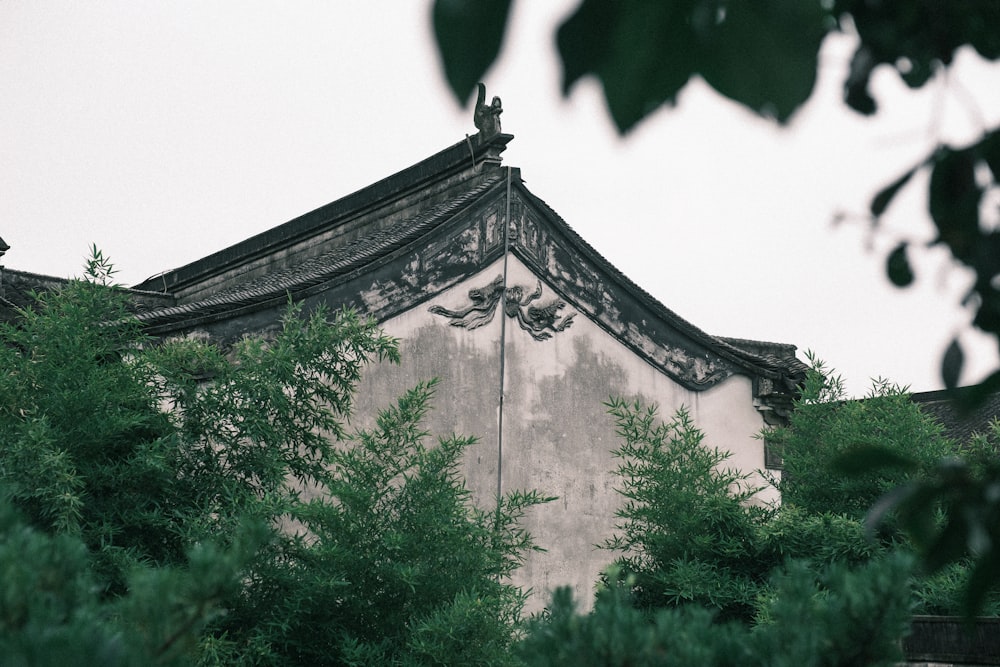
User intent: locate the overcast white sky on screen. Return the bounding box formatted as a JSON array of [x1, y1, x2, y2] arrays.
[[3, 1, 1000, 397]]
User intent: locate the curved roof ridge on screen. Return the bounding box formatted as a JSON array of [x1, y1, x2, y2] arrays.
[[515, 183, 805, 382], [137, 174, 505, 328]]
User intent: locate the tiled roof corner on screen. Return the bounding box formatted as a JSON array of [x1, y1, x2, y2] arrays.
[[0, 268, 175, 325], [911, 388, 1000, 444]]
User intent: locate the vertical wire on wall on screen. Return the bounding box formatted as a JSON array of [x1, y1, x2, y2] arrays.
[[496, 165, 513, 508]]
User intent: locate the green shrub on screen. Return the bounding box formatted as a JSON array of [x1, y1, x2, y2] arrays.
[[603, 399, 770, 623], [771, 355, 952, 519], [519, 555, 913, 667], [0, 251, 546, 665]]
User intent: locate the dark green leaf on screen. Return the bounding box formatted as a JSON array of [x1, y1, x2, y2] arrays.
[[964, 548, 1000, 618], [886, 242, 914, 287], [972, 280, 1000, 336], [833, 444, 918, 475], [865, 483, 918, 539], [929, 147, 982, 263], [555, 0, 620, 96], [952, 368, 1000, 412], [698, 0, 829, 123], [892, 483, 945, 549], [978, 128, 1000, 183], [870, 166, 917, 218], [899, 57, 935, 89], [923, 512, 973, 573], [942, 338, 964, 390], [843, 43, 877, 114], [558, 1, 696, 133], [968, 2, 1000, 61], [558, 0, 830, 131], [432, 0, 512, 105]]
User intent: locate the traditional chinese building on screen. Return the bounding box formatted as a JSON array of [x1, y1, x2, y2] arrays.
[[116, 122, 805, 606], [2, 120, 808, 607]]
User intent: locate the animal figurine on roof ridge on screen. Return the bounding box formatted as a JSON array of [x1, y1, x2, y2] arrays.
[[474, 83, 502, 138]]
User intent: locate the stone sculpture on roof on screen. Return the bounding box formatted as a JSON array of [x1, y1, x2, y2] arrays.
[[473, 82, 502, 137]]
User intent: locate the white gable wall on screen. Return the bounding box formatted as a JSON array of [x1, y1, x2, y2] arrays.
[[355, 258, 775, 611]]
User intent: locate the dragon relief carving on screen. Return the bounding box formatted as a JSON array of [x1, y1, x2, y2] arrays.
[[428, 275, 505, 330], [429, 275, 576, 340]]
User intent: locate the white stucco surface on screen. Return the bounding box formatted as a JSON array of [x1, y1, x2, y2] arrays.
[[357, 258, 776, 611]]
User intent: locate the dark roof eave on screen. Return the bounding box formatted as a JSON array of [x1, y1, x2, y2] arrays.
[[133, 132, 514, 294], [513, 183, 807, 384], [136, 173, 508, 330]]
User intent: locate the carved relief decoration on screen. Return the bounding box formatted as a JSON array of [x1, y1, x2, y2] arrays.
[[429, 274, 576, 341], [428, 275, 505, 331], [659, 344, 731, 387], [509, 201, 549, 267]]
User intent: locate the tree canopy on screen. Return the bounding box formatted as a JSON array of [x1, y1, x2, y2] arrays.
[[0, 256, 547, 665], [4, 254, 999, 662]]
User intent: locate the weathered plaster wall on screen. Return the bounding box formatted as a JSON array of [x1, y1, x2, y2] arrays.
[[354, 258, 775, 611], [353, 303, 503, 511]]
